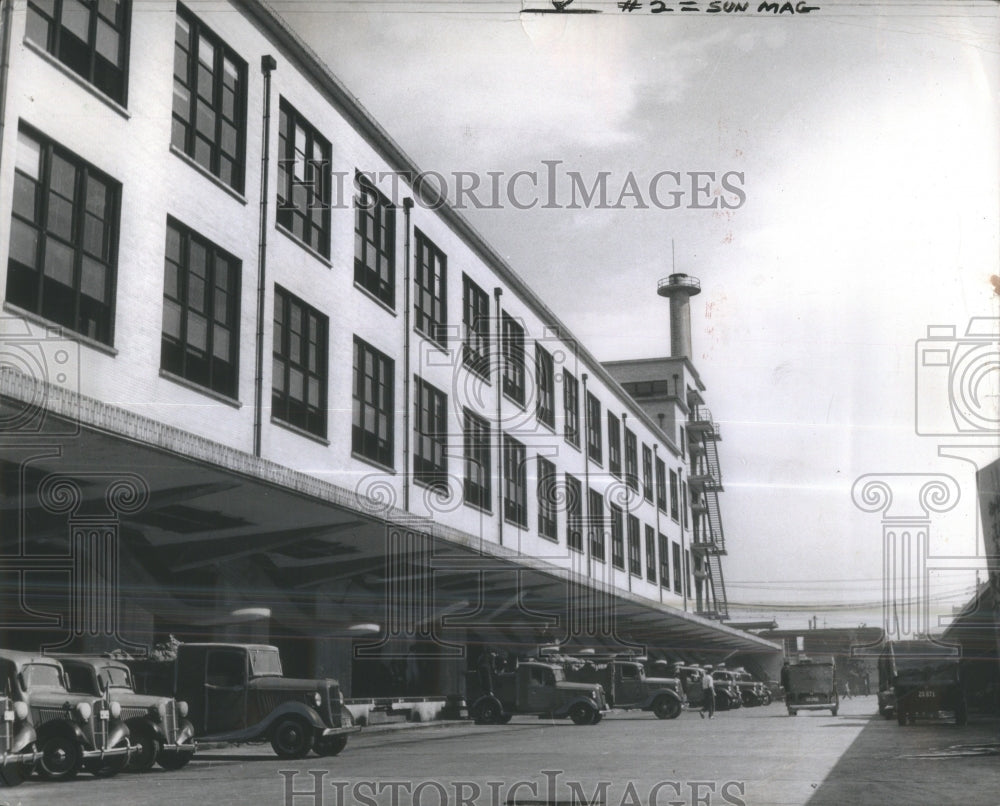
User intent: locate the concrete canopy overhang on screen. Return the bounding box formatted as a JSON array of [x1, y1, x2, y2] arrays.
[[0, 371, 779, 661]]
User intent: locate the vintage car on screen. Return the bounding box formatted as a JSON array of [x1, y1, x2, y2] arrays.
[[710, 669, 744, 710], [0, 650, 131, 781], [0, 690, 42, 787], [561, 657, 685, 719], [879, 640, 966, 727], [467, 660, 609, 725], [58, 655, 195, 771], [781, 657, 839, 716], [130, 643, 358, 759], [733, 668, 771, 707]]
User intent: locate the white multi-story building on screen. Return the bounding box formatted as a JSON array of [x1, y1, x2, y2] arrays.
[[0, 0, 776, 694]]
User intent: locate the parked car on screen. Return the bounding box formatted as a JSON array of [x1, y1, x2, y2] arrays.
[[0, 650, 131, 781], [879, 640, 966, 727], [58, 655, 195, 771], [733, 668, 771, 707], [781, 657, 838, 716], [129, 643, 358, 759], [0, 690, 41, 787], [710, 669, 744, 710], [467, 660, 609, 725], [561, 657, 685, 719]]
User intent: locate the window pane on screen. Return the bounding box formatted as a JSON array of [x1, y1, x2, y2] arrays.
[[96, 19, 120, 64], [49, 154, 76, 197], [9, 219, 39, 266], [16, 131, 41, 180], [61, 0, 91, 41], [80, 256, 107, 301], [43, 239, 75, 285], [162, 299, 181, 339]]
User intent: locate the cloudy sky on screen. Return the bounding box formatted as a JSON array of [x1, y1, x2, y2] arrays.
[[273, 0, 999, 629]]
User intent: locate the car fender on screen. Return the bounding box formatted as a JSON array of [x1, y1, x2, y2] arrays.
[[470, 695, 504, 714], [258, 702, 329, 734], [35, 718, 87, 746], [12, 723, 37, 754], [330, 701, 355, 729], [107, 719, 130, 749], [642, 689, 682, 710], [175, 719, 195, 745], [553, 695, 602, 718], [127, 715, 168, 744]]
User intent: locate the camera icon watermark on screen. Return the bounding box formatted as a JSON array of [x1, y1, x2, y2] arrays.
[[914, 318, 999, 438], [0, 317, 80, 436]]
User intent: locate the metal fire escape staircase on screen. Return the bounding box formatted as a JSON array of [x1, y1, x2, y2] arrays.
[[688, 408, 729, 620]]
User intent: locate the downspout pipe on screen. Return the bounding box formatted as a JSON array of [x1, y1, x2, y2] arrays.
[[493, 287, 503, 547], [253, 55, 277, 458], [0, 0, 15, 178], [402, 197, 414, 511], [623, 412, 631, 594], [582, 373, 590, 579], [653, 444, 663, 605]]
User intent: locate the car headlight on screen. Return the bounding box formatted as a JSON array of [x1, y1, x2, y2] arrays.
[[313, 692, 322, 708], [13, 701, 28, 721], [76, 701, 92, 722], [177, 701, 189, 718], [109, 701, 122, 719]]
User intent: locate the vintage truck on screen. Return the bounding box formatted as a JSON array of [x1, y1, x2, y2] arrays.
[[467, 660, 609, 725], [561, 657, 685, 719], [879, 640, 966, 727], [781, 657, 839, 716], [0, 689, 41, 787], [58, 655, 195, 771], [0, 650, 132, 781], [130, 643, 358, 759]]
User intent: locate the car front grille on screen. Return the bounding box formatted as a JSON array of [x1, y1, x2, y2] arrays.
[[120, 706, 148, 722], [164, 702, 177, 741]]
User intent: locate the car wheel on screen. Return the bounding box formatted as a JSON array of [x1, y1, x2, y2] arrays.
[[652, 696, 682, 720], [787, 708, 797, 716], [128, 724, 161, 772], [591, 712, 603, 724], [37, 734, 80, 781], [314, 735, 348, 757], [474, 700, 502, 725], [495, 713, 513, 724], [270, 716, 313, 759], [762, 691, 773, 706], [85, 751, 128, 779], [157, 750, 193, 771], [569, 702, 596, 726]]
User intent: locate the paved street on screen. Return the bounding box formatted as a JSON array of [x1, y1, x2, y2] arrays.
[[3, 697, 998, 806]]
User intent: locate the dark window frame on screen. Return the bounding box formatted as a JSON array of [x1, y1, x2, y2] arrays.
[[563, 370, 580, 447], [463, 408, 491, 511], [414, 229, 447, 348], [161, 216, 241, 398], [276, 98, 331, 258], [655, 456, 667, 513], [589, 487, 605, 563], [624, 429, 638, 492], [6, 125, 120, 345], [673, 542, 683, 594], [607, 412, 621, 478], [462, 274, 489, 379], [27, 0, 131, 105], [642, 444, 653, 502], [414, 376, 448, 491], [566, 473, 582, 552], [503, 434, 527, 528], [660, 534, 671, 590], [352, 337, 394, 467], [537, 455, 557, 541], [670, 468, 680, 521], [610, 502, 624, 570], [645, 524, 657, 583], [586, 392, 602, 465], [535, 345, 555, 429], [272, 285, 328, 438], [501, 313, 525, 406], [354, 175, 395, 307], [627, 514, 641, 577], [172, 3, 247, 192]]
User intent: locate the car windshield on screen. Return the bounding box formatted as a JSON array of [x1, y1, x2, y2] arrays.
[[99, 666, 133, 690], [895, 659, 958, 684], [786, 666, 834, 689], [248, 648, 283, 677], [23, 663, 67, 690]]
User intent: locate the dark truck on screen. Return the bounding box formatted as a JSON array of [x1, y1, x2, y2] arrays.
[[131, 643, 358, 759], [562, 658, 685, 719], [468, 660, 609, 725], [58, 656, 195, 771], [879, 640, 966, 727], [0, 650, 132, 781], [781, 657, 838, 716], [0, 690, 41, 787]]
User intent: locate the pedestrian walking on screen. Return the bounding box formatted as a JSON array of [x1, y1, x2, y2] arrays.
[[699, 666, 716, 719]]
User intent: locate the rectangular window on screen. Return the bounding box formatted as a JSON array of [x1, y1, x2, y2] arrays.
[[536, 346, 555, 429], [354, 176, 395, 306], [673, 542, 683, 594], [627, 515, 641, 577], [537, 456, 557, 541], [276, 99, 330, 257], [27, 0, 131, 104], [566, 474, 582, 552], [463, 408, 491, 510], [589, 488, 605, 562], [645, 525, 657, 583], [624, 429, 638, 492], [607, 413, 621, 477], [501, 313, 525, 405], [414, 229, 447, 347], [462, 274, 489, 377], [610, 503, 624, 570], [172, 4, 246, 191], [272, 286, 327, 437], [685, 548, 692, 596], [681, 480, 688, 529], [161, 217, 240, 397], [563, 370, 579, 447], [6, 126, 120, 345], [656, 457, 667, 513], [352, 337, 394, 467], [586, 393, 602, 464], [642, 444, 653, 502], [503, 435, 527, 528], [670, 469, 679, 521], [660, 534, 671, 589], [414, 376, 447, 491]]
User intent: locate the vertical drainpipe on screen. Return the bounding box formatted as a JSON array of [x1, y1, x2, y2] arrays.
[[493, 287, 503, 547], [653, 444, 663, 605], [623, 412, 631, 594], [679, 462, 689, 614], [402, 198, 414, 512], [0, 0, 14, 179], [253, 55, 277, 458], [581, 373, 590, 579]]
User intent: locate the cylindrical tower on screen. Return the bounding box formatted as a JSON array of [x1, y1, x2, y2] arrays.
[[657, 273, 701, 360]]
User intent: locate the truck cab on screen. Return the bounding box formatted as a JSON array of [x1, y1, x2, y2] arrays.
[[165, 643, 358, 759], [781, 657, 838, 716], [710, 670, 744, 710], [58, 655, 195, 771], [469, 661, 608, 725], [880, 640, 966, 727]]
